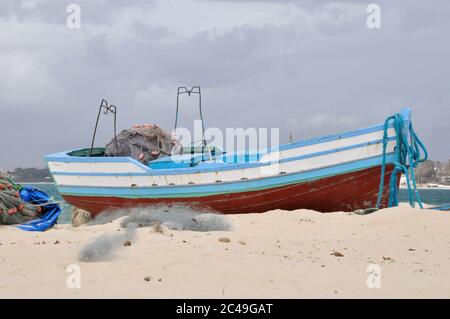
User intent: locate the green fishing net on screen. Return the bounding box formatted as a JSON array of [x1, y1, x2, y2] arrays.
[[0, 172, 39, 225]]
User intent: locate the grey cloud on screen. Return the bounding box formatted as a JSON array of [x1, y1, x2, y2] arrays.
[[0, 0, 449, 169]]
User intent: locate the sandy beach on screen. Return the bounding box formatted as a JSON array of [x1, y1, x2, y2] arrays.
[[0, 206, 449, 299]]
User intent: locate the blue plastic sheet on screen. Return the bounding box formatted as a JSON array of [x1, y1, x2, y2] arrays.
[[16, 186, 61, 231]]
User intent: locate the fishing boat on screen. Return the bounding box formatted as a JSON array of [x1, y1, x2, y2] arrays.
[[46, 89, 428, 216]]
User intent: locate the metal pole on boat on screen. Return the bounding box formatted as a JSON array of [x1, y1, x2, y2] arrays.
[[174, 86, 206, 147], [194, 86, 206, 147], [89, 99, 118, 157]]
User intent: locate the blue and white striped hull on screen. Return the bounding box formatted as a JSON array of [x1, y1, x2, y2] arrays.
[[46, 110, 410, 215]]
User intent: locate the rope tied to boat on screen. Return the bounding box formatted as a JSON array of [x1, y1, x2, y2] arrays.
[[376, 112, 428, 209]]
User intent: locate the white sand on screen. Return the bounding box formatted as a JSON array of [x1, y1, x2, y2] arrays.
[[1, 206, 449, 298]]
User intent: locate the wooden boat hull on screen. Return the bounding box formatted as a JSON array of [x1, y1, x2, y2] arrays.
[[47, 109, 413, 216], [61, 164, 396, 216]]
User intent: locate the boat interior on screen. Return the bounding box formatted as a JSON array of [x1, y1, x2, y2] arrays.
[[67, 145, 264, 169]]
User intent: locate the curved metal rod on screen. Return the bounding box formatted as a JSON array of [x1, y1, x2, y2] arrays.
[[174, 86, 206, 147], [89, 99, 118, 157]]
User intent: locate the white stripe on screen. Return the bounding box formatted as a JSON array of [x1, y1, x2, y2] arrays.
[[52, 141, 395, 187], [261, 128, 395, 162], [47, 161, 147, 173]]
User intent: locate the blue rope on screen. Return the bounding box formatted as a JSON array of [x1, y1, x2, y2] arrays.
[[376, 113, 428, 209]]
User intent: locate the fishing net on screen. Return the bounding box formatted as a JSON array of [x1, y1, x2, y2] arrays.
[[0, 173, 41, 225], [104, 124, 180, 164]]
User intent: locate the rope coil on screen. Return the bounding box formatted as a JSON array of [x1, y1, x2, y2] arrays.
[[376, 112, 428, 209]]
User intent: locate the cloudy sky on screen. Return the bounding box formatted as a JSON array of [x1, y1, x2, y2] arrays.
[[0, 0, 449, 169]]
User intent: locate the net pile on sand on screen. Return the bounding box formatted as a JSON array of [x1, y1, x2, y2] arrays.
[[104, 124, 180, 164], [0, 173, 40, 225]]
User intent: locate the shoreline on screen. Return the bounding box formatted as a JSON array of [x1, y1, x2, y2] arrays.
[[400, 185, 450, 190], [16, 181, 54, 185]]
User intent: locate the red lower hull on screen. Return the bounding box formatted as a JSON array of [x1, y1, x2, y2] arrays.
[[63, 165, 397, 216], [64, 166, 392, 215]]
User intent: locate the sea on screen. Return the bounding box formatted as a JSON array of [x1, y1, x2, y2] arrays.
[[27, 183, 450, 224]]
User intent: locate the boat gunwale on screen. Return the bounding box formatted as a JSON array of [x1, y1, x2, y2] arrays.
[[47, 137, 397, 177]]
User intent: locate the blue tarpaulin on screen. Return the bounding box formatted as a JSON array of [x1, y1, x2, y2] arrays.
[[16, 186, 61, 231]]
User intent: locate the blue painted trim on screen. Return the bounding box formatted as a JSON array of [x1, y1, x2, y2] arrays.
[[273, 123, 387, 153], [400, 107, 412, 125], [56, 154, 396, 198], [49, 137, 395, 177], [46, 149, 151, 171]]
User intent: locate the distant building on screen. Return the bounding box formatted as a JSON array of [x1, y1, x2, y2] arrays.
[[441, 175, 450, 185]]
